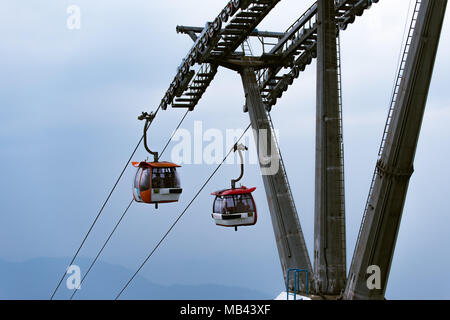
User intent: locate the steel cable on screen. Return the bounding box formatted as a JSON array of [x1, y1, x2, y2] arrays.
[[65, 109, 190, 299], [114, 123, 251, 300], [50, 106, 163, 299]]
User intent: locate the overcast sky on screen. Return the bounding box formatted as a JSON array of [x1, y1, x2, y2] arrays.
[[0, 0, 449, 299]]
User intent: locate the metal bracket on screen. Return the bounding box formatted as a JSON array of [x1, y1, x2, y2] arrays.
[[138, 111, 159, 162], [231, 143, 248, 189], [376, 160, 414, 179]]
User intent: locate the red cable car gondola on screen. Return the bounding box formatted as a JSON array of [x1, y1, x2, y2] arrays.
[[211, 144, 257, 231], [132, 112, 182, 208]]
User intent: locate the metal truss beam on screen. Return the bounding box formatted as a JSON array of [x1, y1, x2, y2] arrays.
[[176, 25, 286, 41], [163, 0, 378, 112], [344, 0, 447, 300], [257, 0, 379, 110], [161, 0, 281, 111]]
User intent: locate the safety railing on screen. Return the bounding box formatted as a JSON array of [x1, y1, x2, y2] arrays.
[[286, 268, 309, 300]]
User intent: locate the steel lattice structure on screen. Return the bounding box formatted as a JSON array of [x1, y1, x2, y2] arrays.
[[155, 0, 447, 299]]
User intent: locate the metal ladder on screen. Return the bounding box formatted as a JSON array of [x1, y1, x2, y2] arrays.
[[268, 113, 299, 224], [378, 0, 422, 157], [254, 10, 300, 233], [268, 111, 313, 283], [353, 0, 422, 258], [336, 32, 347, 267], [249, 26, 312, 277]]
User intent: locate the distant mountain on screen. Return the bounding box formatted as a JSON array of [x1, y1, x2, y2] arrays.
[[0, 257, 271, 300]]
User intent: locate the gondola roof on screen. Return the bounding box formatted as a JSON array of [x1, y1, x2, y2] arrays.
[[132, 161, 181, 168], [211, 186, 256, 196]]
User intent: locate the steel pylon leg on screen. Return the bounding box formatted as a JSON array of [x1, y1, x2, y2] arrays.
[[314, 0, 347, 295], [344, 0, 448, 300], [240, 67, 313, 294]]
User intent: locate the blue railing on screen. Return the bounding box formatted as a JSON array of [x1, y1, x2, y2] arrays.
[[286, 269, 309, 300]]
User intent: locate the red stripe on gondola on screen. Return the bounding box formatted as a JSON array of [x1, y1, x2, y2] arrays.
[[211, 186, 256, 196], [132, 161, 181, 168]]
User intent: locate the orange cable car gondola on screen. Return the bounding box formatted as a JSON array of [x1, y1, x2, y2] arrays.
[[132, 112, 182, 208], [211, 143, 257, 231]]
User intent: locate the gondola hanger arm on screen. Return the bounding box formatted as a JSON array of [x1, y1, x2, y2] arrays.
[[138, 111, 159, 163], [231, 143, 248, 189]]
